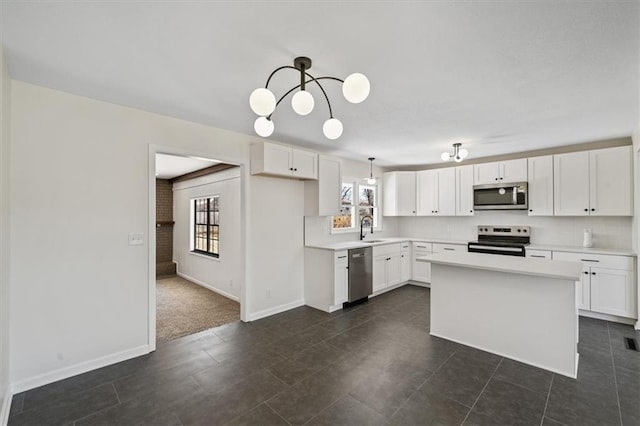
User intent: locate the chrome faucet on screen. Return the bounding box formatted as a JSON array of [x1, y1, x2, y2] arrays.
[[360, 215, 374, 240]]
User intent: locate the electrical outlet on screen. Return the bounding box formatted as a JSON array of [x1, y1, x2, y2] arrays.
[[229, 280, 233, 288], [128, 232, 144, 246], [266, 288, 272, 299]]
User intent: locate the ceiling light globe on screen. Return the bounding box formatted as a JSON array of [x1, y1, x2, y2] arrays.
[[254, 116, 274, 137], [367, 177, 377, 185], [323, 118, 343, 140], [459, 148, 469, 159], [454, 155, 463, 163], [441, 152, 451, 162], [343, 73, 370, 104], [291, 90, 314, 115], [249, 88, 276, 116]]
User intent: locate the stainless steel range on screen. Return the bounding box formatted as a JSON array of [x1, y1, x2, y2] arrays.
[[467, 225, 530, 257]]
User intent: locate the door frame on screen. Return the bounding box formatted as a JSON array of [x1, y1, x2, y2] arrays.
[[148, 144, 249, 351]]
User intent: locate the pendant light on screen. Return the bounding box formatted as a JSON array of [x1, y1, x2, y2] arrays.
[[366, 157, 377, 185]]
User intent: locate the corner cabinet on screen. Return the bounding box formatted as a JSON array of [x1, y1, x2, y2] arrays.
[[554, 146, 632, 216], [527, 155, 554, 216], [382, 172, 416, 216], [305, 156, 342, 216], [251, 142, 318, 180]]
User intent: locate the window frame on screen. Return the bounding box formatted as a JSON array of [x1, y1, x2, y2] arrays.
[[331, 178, 382, 234], [191, 195, 220, 258]]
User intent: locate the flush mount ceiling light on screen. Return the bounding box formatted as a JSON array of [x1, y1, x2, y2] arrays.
[[366, 157, 377, 184], [249, 56, 370, 140], [441, 143, 469, 163]]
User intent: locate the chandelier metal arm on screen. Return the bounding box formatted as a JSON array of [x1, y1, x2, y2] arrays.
[[267, 75, 341, 119]]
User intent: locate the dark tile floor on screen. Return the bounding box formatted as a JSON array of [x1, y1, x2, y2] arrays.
[[8, 285, 640, 426]]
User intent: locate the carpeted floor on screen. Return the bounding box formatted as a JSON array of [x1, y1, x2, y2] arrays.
[[156, 275, 240, 344]]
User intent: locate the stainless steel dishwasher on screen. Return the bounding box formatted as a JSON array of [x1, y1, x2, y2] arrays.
[[347, 246, 372, 303]]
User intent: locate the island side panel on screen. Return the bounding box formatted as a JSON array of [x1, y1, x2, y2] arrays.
[[430, 263, 578, 378]]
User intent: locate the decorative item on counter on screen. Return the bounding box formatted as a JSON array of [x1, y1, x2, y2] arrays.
[[583, 228, 593, 248]]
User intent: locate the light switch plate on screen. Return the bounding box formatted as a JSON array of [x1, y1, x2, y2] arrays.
[[128, 232, 144, 246]]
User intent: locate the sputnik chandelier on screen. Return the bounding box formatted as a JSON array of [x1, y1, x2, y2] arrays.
[[249, 56, 370, 140], [441, 143, 469, 163]]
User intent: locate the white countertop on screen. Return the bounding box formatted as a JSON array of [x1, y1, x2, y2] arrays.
[[305, 236, 635, 256], [305, 237, 468, 251], [418, 252, 583, 281], [527, 244, 636, 257]]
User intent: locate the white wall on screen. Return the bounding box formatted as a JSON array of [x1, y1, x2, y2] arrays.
[[304, 158, 399, 245], [247, 176, 305, 319], [9, 81, 305, 390], [172, 168, 241, 301], [397, 213, 633, 249], [0, 47, 13, 420]]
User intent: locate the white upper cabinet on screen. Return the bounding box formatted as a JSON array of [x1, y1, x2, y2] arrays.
[[554, 151, 590, 216], [304, 156, 341, 216], [554, 146, 632, 216], [527, 155, 554, 216], [455, 165, 474, 216], [383, 172, 416, 216], [417, 168, 455, 216], [251, 142, 318, 180], [474, 159, 527, 185], [589, 146, 633, 216]]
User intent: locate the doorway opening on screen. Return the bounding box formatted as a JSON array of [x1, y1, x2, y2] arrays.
[[154, 152, 242, 344]]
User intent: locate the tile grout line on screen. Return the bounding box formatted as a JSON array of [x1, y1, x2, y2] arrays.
[[385, 347, 460, 422], [111, 382, 121, 404], [606, 322, 624, 426], [460, 358, 504, 425], [539, 373, 555, 426]]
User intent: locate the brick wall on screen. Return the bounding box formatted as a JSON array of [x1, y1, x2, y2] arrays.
[[156, 179, 175, 275]]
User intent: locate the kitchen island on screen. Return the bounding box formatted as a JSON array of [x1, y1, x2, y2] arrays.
[[418, 252, 583, 378]]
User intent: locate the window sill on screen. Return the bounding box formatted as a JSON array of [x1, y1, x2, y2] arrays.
[[189, 251, 221, 262]]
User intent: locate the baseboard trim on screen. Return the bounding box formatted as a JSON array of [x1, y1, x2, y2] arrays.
[[11, 345, 150, 394], [248, 299, 305, 322], [1, 385, 12, 426], [578, 310, 636, 325], [176, 272, 240, 303]]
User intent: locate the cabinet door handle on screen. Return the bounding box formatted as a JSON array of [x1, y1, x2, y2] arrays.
[[530, 255, 545, 258], [580, 259, 599, 262], [337, 256, 347, 259], [529, 209, 533, 212], [591, 208, 595, 212], [584, 208, 588, 212], [416, 245, 427, 249], [495, 178, 498, 181], [591, 272, 596, 275], [583, 271, 589, 275], [470, 210, 473, 213], [444, 248, 455, 251]]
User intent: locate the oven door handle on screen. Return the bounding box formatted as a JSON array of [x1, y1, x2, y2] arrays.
[[469, 244, 524, 253]]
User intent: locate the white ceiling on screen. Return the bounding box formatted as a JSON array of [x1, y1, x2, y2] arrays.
[[1, 1, 638, 166], [155, 153, 219, 179]]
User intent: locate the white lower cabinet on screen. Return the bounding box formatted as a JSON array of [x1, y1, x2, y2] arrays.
[[333, 252, 348, 306], [373, 243, 402, 293], [400, 242, 411, 282], [412, 242, 433, 283], [552, 251, 636, 319], [304, 248, 349, 313]]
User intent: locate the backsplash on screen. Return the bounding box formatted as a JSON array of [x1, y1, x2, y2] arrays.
[[304, 216, 400, 245], [397, 212, 633, 249]]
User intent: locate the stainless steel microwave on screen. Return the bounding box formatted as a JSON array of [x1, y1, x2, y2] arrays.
[[473, 182, 528, 210]]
